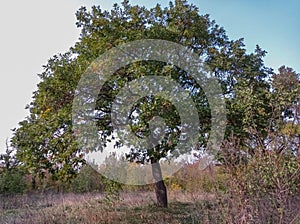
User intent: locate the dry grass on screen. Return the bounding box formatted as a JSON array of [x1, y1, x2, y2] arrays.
[[1, 190, 300, 223], [0, 191, 216, 224]]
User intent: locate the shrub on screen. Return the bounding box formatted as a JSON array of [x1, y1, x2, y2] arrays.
[[0, 169, 28, 194], [70, 165, 104, 193], [220, 150, 300, 223]]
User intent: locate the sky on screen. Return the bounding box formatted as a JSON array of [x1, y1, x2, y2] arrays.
[[0, 0, 299, 154]]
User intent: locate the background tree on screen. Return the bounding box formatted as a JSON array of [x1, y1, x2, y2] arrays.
[[270, 66, 300, 155], [0, 141, 27, 194]]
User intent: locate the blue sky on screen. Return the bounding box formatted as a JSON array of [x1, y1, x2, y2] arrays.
[[0, 0, 299, 153], [97, 0, 300, 72], [199, 0, 300, 72]]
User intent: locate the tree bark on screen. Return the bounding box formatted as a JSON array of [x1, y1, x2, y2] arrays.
[[31, 175, 36, 190], [151, 158, 168, 208]]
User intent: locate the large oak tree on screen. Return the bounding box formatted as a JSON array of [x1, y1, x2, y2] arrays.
[[12, 0, 273, 207]]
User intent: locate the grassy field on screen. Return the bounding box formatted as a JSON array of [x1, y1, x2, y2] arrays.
[[1, 191, 300, 223], [0, 191, 222, 224]]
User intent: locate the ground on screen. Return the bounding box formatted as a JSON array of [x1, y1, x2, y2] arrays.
[[0, 191, 219, 224], [1, 190, 300, 223]]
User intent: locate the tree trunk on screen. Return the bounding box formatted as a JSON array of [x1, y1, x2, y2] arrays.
[[31, 175, 36, 190], [151, 158, 168, 208]]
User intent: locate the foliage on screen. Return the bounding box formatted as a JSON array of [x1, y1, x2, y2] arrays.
[[243, 151, 300, 196], [270, 66, 300, 156], [165, 162, 229, 193], [71, 165, 104, 193], [218, 132, 300, 223], [0, 169, 27, 194], [102, 177, 123, 206], [0, 146, 28, 194], [11, 53, 85, 182], [12, 0, 270, 178]]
